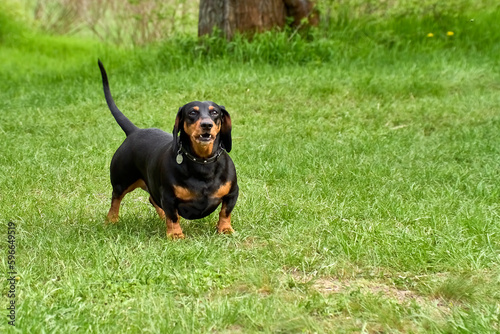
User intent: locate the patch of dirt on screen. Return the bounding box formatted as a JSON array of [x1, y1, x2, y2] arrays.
[[313, 277, 426, 304], [289, 269, 451, 314], [212, 325, 245, 333]]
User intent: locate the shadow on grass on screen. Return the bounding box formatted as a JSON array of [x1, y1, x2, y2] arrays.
[[99, 210, 224, 240]]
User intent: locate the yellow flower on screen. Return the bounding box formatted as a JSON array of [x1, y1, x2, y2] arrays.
[[447, 31, 454, 36], [427, 33, 434, 37]]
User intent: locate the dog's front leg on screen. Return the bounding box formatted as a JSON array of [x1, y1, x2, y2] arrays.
[[217, 191, 238, 234], [161, 197, 184, 239], [217, 203, 233, 234], [166, 214, 185, 239]]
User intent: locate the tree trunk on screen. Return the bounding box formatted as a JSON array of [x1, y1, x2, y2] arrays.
[[198, 0, 318, 39]]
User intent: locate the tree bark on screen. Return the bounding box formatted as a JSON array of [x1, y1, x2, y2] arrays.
[[198, 0, 318, 39]]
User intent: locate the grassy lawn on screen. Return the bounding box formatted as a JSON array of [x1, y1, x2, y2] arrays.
[[1, 2, 500, 333]]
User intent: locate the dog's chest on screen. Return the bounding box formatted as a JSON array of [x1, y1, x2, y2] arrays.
[[173, 181, 231, 220]]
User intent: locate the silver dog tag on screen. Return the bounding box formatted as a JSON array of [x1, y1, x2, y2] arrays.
[[176, 154, 183, 165]]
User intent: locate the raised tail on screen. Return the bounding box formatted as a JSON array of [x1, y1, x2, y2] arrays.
[[98, 59, 139, 136]]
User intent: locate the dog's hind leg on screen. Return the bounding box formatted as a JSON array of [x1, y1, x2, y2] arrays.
[[149, 196, 166, 220], [107, 179, 147, 223]]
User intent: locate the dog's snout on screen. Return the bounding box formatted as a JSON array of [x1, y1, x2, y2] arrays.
[[200, 120, 214, 130]]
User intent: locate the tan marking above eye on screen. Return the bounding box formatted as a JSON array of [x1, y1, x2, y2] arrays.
[[174, 185, 197, 201], [193, 106, 199, 111], [208, 106, 214, 110], [211, 181, 232, 199]]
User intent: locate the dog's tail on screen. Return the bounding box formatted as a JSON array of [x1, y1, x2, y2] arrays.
[[98, 59, 139, 136]]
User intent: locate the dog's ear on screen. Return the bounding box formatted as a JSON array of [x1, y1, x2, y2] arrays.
[[219, 105, 232, 152], [172, 106, 183, 152]]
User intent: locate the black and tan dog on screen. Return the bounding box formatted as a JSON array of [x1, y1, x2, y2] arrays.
[[98, 60, 238, 239]]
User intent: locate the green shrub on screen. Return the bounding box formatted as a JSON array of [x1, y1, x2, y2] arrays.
[[155, 3, 500, 69], [0, 0, 29, 44]]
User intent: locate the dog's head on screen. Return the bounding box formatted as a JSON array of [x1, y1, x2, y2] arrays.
[[173, 101, 232, 158]]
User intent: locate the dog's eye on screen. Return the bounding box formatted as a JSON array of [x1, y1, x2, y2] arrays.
[[210, 110, 219, 116], [188, 110, 198, 116]]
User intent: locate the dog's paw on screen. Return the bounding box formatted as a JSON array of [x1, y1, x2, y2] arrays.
[[106, 214, 119, 224], [167, 232, 185, 240], [217, 226, 234, 235]]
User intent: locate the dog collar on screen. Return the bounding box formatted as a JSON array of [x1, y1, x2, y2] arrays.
[[176, 142, 224, 165]]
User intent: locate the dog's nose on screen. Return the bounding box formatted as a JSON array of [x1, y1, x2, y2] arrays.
[[200, 120, 214, 130]]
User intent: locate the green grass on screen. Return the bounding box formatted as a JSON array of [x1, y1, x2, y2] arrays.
[[1, 3, 500, 333]]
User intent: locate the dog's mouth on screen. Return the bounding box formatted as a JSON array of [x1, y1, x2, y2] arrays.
[[196, 133, 214, 143]]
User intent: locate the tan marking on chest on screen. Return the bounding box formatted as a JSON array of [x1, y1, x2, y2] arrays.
[[211, 181, 232, 199], [173, 185, 197, 201]]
